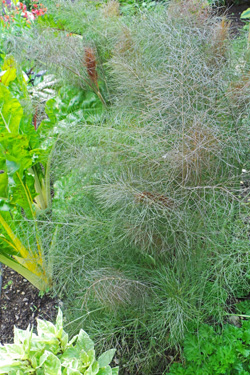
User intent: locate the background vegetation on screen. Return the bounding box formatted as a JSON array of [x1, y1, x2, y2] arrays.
[[2, 0, 250, 374]]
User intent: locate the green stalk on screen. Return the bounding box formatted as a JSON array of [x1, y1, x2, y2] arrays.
[[31, 166, 47, 211], [47, 225, 59, 282], [0, 254, 48, 291], [44, 148, 54, 209]]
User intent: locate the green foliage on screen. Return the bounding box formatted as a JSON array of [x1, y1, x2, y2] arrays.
[[241, 8, 250, 20], [39, 5, 250, 373], [0, 11, 32, 51], [0, 308, 119, 375], [236, 301, 250, 316], [118, 0, 158, 14], [0, 70, 52, 211], [4, 0, 250, 373], [0, 57, 57, 291], [42, 86, 104, 129], [166, 319, 250, 375]]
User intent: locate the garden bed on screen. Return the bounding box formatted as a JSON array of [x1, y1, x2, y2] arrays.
[[226, 2, 250, 33], [2, 0, 250, 373], [0, 266, 59, 344]]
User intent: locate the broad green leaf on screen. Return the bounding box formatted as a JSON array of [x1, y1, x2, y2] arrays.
[[10, 173, 36, 216], [76, 330, 94, 352], [98, 350, 116, 368], [14, 325, 33, 345], [111, 367, 119, 375], [21, 327, 33, 357], [0, 84, 23, 134], [0, 232, 22, 256], [90, 360, 99, 375], [1, 56, 17, 86], [78, 350, 89, 366], [0, 361, 25, 374], [241, 8, 250, 19], [0, 199, 13, 211], [0, 311, 118, 374], [68, 335, 79, 347], [87, 350, 95, 366], [61, 348, 80, 366], [60, 331, 69, 351], [5, 343, 24, 359], [38, 98, 58, 134], [97, 366, 112, 375], [65, 358, 79, 370], [37, 319, 56, 337], [56, 309, 63, 333], [38, 86, 104, 136], [39, 351, 62, 375], [0, 133, 37, 212], [0, 169, 7, 198], [16, 371, 26, 375], [0, 63, 52, 293], [0, 134, 33, 173], [66, 370, 81, 375]]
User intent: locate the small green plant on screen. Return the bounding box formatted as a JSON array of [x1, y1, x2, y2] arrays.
[[0, 308, 119, 374], [2, 279, 13, 289], [236, 300, 250, 316], [167, 319, 250, 375]]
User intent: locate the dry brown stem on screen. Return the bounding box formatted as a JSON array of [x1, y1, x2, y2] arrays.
[[102, 0, 120, 18], [212, 17, 231, 59], [84, 47, 99, 88], [134, 191, 175, 208]]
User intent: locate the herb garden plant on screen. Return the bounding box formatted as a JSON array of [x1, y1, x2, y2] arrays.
[[167, 317, 250, 375], [2, 0, 250, 374], [0, 309, 119, 375], [25, 1, 250, 372], [0, 54, 56, 291]]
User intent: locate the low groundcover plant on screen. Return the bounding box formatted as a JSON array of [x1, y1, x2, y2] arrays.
[[167, 318, 250, 375], [0, 308, 119, 374]]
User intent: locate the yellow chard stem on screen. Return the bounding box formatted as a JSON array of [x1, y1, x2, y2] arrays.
[[0, 213, 30, 259]]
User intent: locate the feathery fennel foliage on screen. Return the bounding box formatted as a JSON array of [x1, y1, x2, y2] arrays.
[[9, 0, 250, 373]]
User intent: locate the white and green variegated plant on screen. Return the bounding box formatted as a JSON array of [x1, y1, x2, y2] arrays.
[[0, 309, 119, 375]]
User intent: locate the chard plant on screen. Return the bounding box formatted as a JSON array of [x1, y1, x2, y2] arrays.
[[0, 55, 56, 291], [0, 308, 119, 375], [0, 54, 53, 211]]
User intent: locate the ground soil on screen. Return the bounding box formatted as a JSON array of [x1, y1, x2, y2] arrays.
[[225, 2, 250, 34], [0, 266, 59, 344]]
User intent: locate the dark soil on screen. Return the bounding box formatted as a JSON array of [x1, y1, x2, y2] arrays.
[[225, 2, 250, 34], [0, 266, 59, 344]]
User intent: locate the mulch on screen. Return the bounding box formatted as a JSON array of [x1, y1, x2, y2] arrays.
[[0, 266, 59, 344]]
